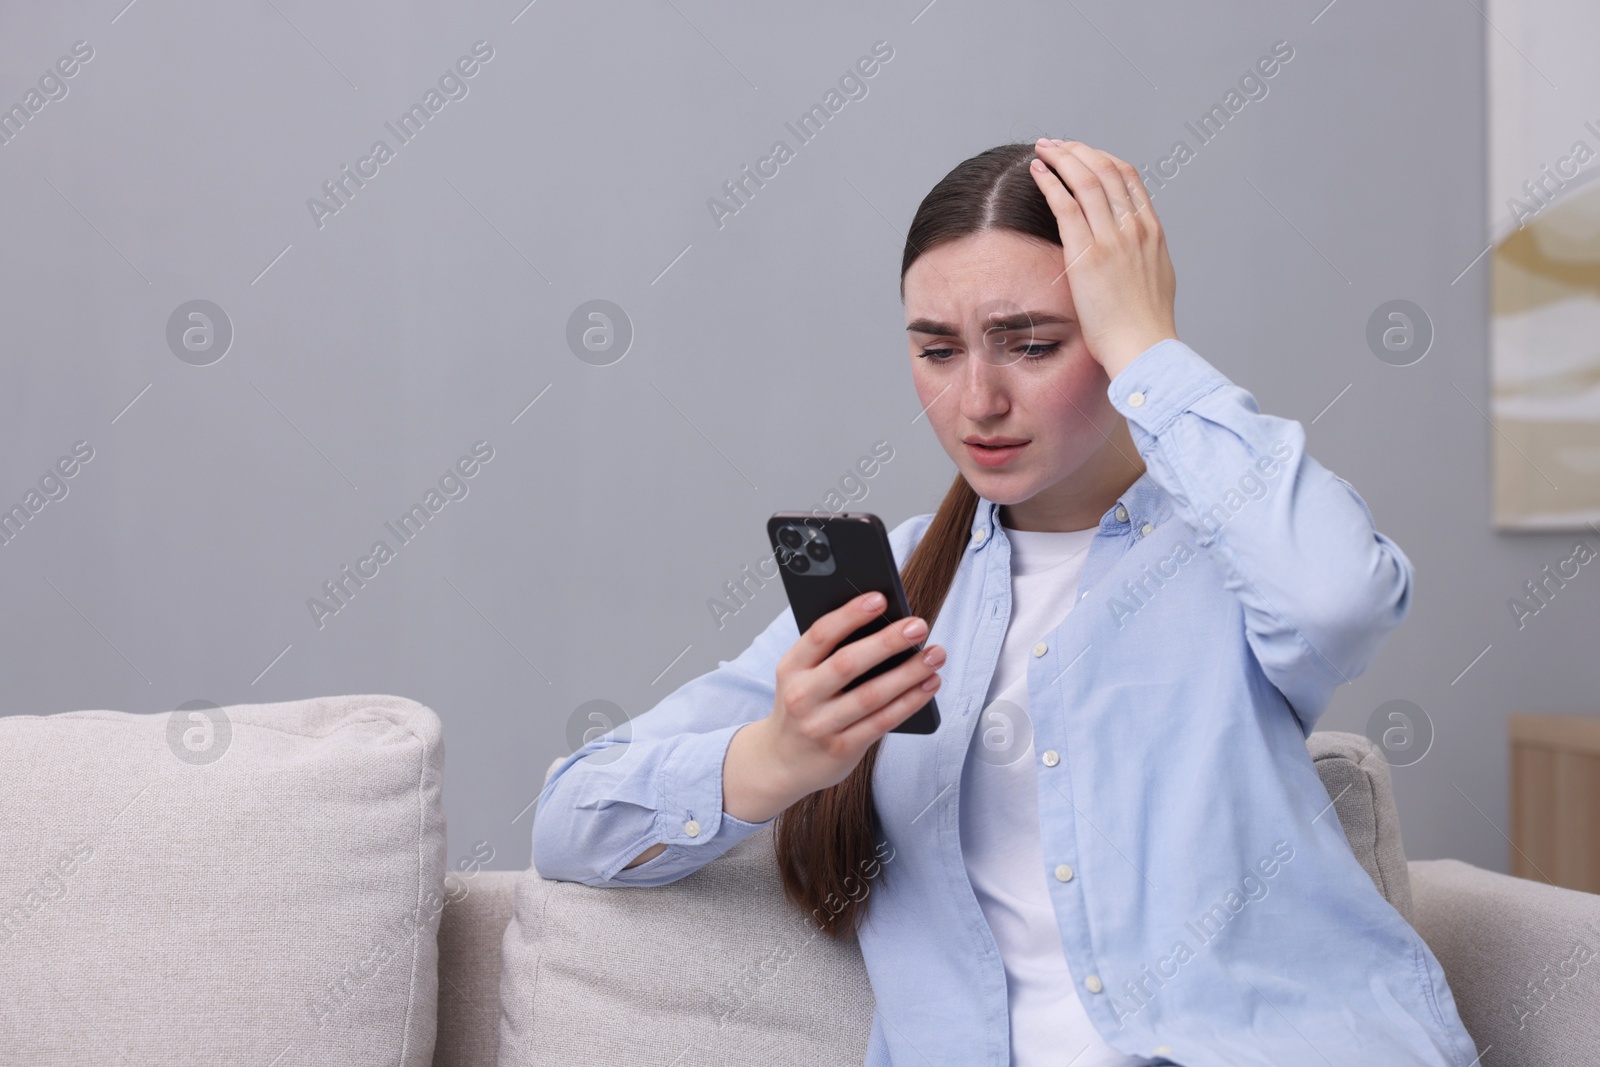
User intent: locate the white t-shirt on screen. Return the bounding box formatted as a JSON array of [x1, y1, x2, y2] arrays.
[[959, 521, 1154, 1067]]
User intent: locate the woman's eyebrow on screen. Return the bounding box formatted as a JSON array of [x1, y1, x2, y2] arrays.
[[905, 312, 1072, 335]]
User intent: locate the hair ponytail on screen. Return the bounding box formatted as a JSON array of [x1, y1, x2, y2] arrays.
[[773, 475, 978, 938], [772, 141, 1062, 939]]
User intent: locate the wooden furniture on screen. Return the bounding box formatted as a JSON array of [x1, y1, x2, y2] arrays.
[[1510, 712, 1600, 894]]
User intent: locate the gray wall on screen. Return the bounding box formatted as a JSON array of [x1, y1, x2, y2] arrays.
[[1, 0, 1575, 877]]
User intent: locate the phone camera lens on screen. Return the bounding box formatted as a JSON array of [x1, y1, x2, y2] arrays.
[[787, 552, 811, 573], [778, 526, 803, 550], [806, 541, 830, 563]]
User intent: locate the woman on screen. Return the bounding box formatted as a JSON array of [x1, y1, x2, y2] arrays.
[[533, 139, 1481, 1067]]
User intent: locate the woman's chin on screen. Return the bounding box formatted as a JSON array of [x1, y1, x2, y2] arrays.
[[963, 467, 1035, 502]]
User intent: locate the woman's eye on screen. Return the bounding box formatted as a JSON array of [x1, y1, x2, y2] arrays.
[[916, 342, 1061, 362]]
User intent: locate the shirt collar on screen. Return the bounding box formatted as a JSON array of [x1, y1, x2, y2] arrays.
[[968, 469, 1171, 547]]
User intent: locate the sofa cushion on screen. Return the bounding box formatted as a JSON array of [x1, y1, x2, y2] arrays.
[[433, 870, 518, 1067], [0, 694, 445, 1067], [499, 817, 874, 1067], [496, 730, 1411, 1066]]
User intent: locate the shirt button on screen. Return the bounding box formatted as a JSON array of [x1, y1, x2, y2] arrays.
[[973, 528, 987, 544], [1054, 863, 1074, 881], [1114, 504, 1129, 523], [1079, 589, 1088, 599], [1140, 522, 1154, 537], [684, 819, 701, 837], [1032, 642, 1048, 657], [1041, 750, 1059, 767], [1127, 391, 1145, 407], [1084, 974, 1103, 993], [1153, 1047, 1172, 1056]]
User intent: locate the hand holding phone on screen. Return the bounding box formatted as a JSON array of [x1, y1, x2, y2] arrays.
[[719, 514, 945, 819], [749, 589, 945, 799], [766, 512, 942, 737]]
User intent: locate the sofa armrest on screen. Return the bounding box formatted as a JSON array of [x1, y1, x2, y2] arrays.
[[432, 870, 520, 1067], [1407, 858, 1600, 1065]]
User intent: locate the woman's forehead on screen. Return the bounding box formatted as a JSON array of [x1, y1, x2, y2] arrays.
[[904, 232, 1070, 320]]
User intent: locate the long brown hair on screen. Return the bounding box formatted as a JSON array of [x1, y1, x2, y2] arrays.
[[773, 142, 1068, 939]]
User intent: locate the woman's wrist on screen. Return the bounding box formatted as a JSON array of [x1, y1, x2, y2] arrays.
[[1098, 328, 1178, 380], [723, 717, 803, 824]]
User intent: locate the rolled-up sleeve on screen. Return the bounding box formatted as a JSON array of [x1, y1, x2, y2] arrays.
[[531, 512, 929, 887], [531, 605, 798, 886], [1106, 338, 1415, 733]]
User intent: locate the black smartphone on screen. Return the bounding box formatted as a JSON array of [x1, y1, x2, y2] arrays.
[[766, 511, 941, 735]]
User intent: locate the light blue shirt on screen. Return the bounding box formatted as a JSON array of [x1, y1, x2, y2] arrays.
[[532, 338, 1483, 1067]]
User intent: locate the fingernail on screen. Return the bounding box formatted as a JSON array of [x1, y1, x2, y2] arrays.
[[921, 674, 941, 691], [862, 592, 885, 611], [901, 617, 928, 640], [922, 645, 944, 666]]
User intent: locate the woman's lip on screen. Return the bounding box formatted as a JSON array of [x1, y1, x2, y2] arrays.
[[965, 440, 1028, 467]]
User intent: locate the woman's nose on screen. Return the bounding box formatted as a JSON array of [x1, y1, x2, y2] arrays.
[[959, 352, 1011, 419]]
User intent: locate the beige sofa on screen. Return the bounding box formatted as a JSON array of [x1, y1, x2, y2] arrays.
[[5, 695, 1597, 1066]]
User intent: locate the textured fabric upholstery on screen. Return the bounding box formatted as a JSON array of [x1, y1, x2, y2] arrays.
[[1408, 857, 1600, 1065], [499, 822, 876, 1066], [1306, 729, 1415, 923], [0, 694, 446, 1067], [433, 870, 518, 1067]]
